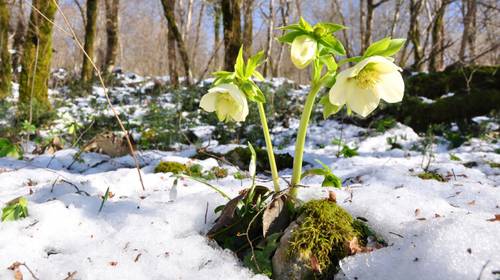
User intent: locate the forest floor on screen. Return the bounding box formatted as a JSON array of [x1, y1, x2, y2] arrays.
[[0, 72, 499, 279]]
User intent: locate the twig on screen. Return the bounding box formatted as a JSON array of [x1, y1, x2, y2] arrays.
[[62, 271, 78, 280], [204, 201, 209, 224], [477, 260, 490, 280]]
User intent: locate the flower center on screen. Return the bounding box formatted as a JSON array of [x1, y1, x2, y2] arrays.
[[215, 92, 239, 122], [354, 68, 380, 89]]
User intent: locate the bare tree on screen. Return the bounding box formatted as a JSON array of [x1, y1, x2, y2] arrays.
[[104, 0, 119, 74], [408, 0, 425, 71], [275, 0, 291, 76], [213, 1, 222, 69], [81, 0, 98, 84], [364, 0, 390, 48], [11, 0, 26, 78], [0, 0, 11, 100], [161, 0, 192, 85], [263, 0, 275, 77], [459, 0, 477, 63], [19, 0, 58, 122], [191, 0, 206, 67], [242, 0, 254, 59], [221, 0, 241, 70], [429, 0, 453, 72], [389, 0, 403, 38]]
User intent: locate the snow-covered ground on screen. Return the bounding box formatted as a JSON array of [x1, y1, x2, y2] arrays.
[[1, 72, 499, 279], [1, 119, 499, 280]]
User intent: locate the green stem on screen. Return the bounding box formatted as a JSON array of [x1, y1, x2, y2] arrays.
[[257, 102, 280, 192], [289, 82, 322, 198]]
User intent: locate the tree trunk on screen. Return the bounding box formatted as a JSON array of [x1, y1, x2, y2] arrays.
[[331, 0, 351, 57], [364, 0, 389, 49], [221, 0, 242, 71], [81, 0, 98, 84], [409, 0, 424, 71], [275, 0, 290, 76], [389, 0, 403, 38], [213, 2, 222, 69], [242, 0, 254, 59], [429, 0, 448, 72], [263, 0, 274, 77], [190, 1, 205, 70], [18, 0, 57, 123], [161, 0, 191, 85], [0, 0, 12, 100], [12, 0, 26, 80], [104, 0, 119, 74], [459, 0, 477, 63], [184, 0, 194, 40], [359, 0, 366, 51]]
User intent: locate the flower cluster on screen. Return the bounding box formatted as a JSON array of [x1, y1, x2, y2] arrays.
[[198, 17, 407, 193]]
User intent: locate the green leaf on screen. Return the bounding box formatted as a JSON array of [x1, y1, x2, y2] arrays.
[[338, 56, 363, 67], [378, 38, 406, 57], [301, 160, 342, 189], [319, 95, 341, 119], [277, 30, 305, 44], [363, 37, 391, 57], [98, 187, 110, 214], [246, 51, 265, 78], [0, 138, 22, 159], [252, 70, 265, 81], [2, 197, 28, 222], [318, 22, 346, 33], [298, 17, 313, 31], [277, 23, 302, 31], [235, 47, 245, 78], [318, 35, 346, 56], [320, 55, 338, 73]]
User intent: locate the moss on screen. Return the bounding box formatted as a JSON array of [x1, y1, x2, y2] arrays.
[[417, 171, 447, 182], [288, 200, 358, 274], [488, 161, 500, 169], [154, 161, 188, 174], [211, 166, 228, 178], [18, 0, 57, 123], [0, 0, 12, 100]]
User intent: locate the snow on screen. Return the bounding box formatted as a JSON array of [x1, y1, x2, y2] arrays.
[[1, 73, 499, 279], [1, 119, 498, 280]]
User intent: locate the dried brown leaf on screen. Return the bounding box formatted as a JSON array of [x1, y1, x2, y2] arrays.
[[486, 214, 500, 222]]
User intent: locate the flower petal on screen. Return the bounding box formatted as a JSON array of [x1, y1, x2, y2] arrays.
[[291, 35, 317, 69], [346, 87, 381, 118], [329, 72, 350, 106], [199, 91, 218, 112], [376, 71, 405, 103]]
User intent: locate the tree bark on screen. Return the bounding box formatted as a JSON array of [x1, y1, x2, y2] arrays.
[[359, 0, 366, 51], [221, 0, 242, 71], [81, 0, 98, 84], [19, 0, 58, 122], [408, 0, 424, 71], [389, 0, 403, 38], [275, 0, 290, 76], [161, 0, 192, 85], [213, 2, 222, 69], [364, 0, 389, 49], [459, 0, 477, 63], [190, 1, 205, 69], [429, 0, 449, 72], [0, 0, 11, 100], [11, 0, 26, 79], [263, 0, 274, 77], [242, 0, 254, 59], [104, 0, 119, 74]]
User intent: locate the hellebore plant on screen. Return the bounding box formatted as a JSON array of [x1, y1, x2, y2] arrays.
[[200, 17, 406, 199]]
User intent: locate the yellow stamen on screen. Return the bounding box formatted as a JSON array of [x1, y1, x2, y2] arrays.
[[354, 68, 380, 89]]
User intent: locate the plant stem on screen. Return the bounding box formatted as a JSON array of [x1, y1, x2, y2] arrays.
[[257, 102, 280, 192], [289, 82, 322, 198]]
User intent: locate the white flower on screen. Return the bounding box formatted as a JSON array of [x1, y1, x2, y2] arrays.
[[329, 56, 404, 117], [200, 83, 249, 122], [291, 35, 317, 69]]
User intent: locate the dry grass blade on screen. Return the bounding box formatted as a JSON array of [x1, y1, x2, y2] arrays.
[[26, 0, 146, 191]]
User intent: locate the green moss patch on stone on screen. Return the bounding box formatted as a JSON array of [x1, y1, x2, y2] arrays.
[[154, 161, 188, 174], [417, 171, 447, 182], [288, 200, 361, 274]]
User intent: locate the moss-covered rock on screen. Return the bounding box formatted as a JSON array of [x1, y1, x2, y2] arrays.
[[417, 171, 447, 182], [154, 161, 188, 174], [272, 200, 379, 280]]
